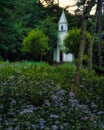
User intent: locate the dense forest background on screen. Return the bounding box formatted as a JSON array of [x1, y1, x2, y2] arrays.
[[0, 0, 84, 62], [0, 0, 104, 65]]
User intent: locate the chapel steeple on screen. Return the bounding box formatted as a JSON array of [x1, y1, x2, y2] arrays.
[[58, 10, 68, 31], [53, 9, 73, 62]]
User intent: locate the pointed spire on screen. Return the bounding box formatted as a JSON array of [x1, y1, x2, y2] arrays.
[[58, 10, 68, 24]]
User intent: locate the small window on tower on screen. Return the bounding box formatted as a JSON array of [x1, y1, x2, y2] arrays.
[[61, 25, 63, 30]]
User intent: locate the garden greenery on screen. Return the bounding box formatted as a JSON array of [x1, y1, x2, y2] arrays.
[[22, 29, 49, 61], [64, 28, 91, 59], [0, 61, 104, 130]]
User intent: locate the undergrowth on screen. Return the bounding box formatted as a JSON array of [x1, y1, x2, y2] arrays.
[[0, 61, 104, 130]]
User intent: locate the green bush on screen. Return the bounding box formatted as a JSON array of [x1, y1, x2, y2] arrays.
[[0, 61, 104, 129], [93, 65, 104, 75], [78, 76, 104, 111]]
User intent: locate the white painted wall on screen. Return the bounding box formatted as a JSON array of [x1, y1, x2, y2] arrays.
[[63, 53, 74, 62]]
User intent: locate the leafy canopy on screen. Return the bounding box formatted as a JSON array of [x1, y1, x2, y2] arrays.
[[22, 29, 49, 57], [64, 28, 91, 58]]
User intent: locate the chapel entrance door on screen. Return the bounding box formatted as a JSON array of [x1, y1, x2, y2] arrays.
[[60, 50, 63, 62]]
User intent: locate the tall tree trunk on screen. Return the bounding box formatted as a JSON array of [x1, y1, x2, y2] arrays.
[[88, 5, 99, 76], [72, 0, 96, 94], [98, 0, 103, 66], [72, 17, 87, 93], [88, 35, 94, 76]]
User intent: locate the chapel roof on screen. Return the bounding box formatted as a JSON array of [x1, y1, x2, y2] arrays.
[[58, 10, 68, 24]]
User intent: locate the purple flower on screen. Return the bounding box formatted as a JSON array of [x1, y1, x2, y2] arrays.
[[11, 99, 16, 104], [91, 102, 97, 108], [69, 91, 75, 98], [51, 95, 58, 101], [60, 125, 64, 129], [5, 120, 9, 126], [79, 84, 85, 88], [44, 100, 51, 106], [55, 121, 60, 124], [40, 124, 45, 129], [81, 116, 88, 121], [39, 119, 46, 129], [70, 99, 79, 107], [63, 122, 69, 127], [50, 114, 59, 119], [52, 125, 58, 130], [20, 109, 33, 115], [56, 90, 66, 96], [97, 111, 104, 115], [79, 105, 89, 114], [39, 119, 46, 124]]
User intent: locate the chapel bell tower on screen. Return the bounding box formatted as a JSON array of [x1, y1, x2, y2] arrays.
[[58, 10, 68, 31], [53, 10, 73, 62]]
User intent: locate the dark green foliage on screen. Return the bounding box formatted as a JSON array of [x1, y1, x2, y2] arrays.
[[93, 65, 104, 75], [66, 13, 83, 29], [36, 16, 58, 63], [0, 0, 47, 61], [64, 28, 91, 59]]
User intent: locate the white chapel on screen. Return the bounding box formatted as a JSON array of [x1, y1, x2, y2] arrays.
[[53, 10, 74, 62]]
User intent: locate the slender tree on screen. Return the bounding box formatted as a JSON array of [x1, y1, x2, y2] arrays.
[[88, 2, 99, 76], [97, 0, 103, 66], [22, 29, 49, 61], [72, 0, 96, 94]]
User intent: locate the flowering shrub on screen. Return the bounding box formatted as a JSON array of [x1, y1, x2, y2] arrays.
[[0, 62, 104, 130], [79, 76, 104, 111]]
